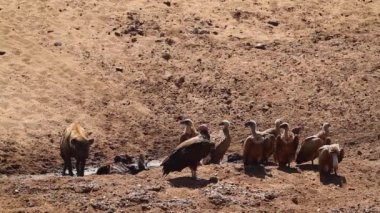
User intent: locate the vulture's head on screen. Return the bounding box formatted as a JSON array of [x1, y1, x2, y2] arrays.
[[244, 120, 257, 128], [322, 122, 331, 132], [219, 120, 231, 129], [275, 119, 284, 128], [197, 124, 209, 134], [279, 122, 290, 130], [179, 118, 193, 126]]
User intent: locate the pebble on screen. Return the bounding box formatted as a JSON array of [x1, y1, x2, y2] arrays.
[[162, 51, 171, 60], [291, 197, 299, 204], [115, 67, 124, 72], [0, 50, 5, 55], [54, 42, 62, 47], [268, 20, 279, 26], [175, 76, 185, 87], [163, 1, 171, 6], [254, 43, 266, 50]]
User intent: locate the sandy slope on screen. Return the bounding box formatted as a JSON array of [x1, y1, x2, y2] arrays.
[[0, 0, 379, 211]]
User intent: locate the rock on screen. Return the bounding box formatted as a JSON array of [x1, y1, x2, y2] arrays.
[[163, 72, 173, 81], [165, 38, 175, 46], [175, 76, 185, 87], [262, 104, 271, 112], [264, 192, 277, 201], [268, 20, 279, 26], [115, 67, 124, 72], [131, 37, 137, 43], [232, 10, 242, 20], [208, 192, 231, 206], [254, 43, 266, 50], [357, 150, 362, 156], [209, 177, 218, 184], [163, 1, 171, 6], [227, 153, 243, 162], [162, 51, 171, 60], [53, 42, 62, 47], [0, 50, 6, 55], [291, 196, 299, 204], [141, 204, 151, 211], [114, 32, 122, 37], [192, 27, 210, 35]]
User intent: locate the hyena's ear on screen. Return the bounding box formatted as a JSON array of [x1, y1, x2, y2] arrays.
[[88, 139, 94, 145]]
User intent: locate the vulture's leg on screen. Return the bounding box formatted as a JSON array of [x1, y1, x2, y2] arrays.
[[311, 160, 314, 165], [191, 169, 197, 180]]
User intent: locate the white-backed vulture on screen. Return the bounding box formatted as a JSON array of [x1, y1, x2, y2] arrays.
[[296, 123, 332, 165], [318, 144, 344, 176], [274, 122, 300, 167], [161, 124, 214, 179], [243, 120, 268, 167], [203, 120, 232, 165], [261, 119, 283, 163], [179, 119, 198, 143]]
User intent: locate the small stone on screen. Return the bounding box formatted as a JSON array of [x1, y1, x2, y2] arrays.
[[0, 50, 6, 55], [165, 38, 175, 46], [163, 1, 171, 6], [131, 37, 137, 42], [162, 51, 171, 60], [262, 104, 270, 112], [357, 150, 362, 155], [175, 76, 185, 87], [268, 20, 279, 26], [115, 67, 124, 72], [114, 32, 122, 37], [163, 72, 173, 81], [53, 42, 62, 47], [254, 43, 266, 50], [291, 197, 298, 204]]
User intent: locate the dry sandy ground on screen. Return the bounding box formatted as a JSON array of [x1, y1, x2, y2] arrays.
[[0, 0, 379, 212]]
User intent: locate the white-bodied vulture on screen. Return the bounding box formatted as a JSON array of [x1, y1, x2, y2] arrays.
[[318, 143, 344, 176]]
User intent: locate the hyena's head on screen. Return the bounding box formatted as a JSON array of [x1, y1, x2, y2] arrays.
[[72, 138, 94, 160]]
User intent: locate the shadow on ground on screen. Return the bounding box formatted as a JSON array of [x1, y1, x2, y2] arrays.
[[168, 177, 213, 189], [320, 174, 347, 187]]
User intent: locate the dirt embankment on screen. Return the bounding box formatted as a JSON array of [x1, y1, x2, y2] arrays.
[[0, 0, 379, 212]]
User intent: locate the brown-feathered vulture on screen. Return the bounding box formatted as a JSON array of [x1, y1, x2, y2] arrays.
[[274, 122, 300, 167], [260, 119, 283, 163], [203, 120, 231, 165], [161, 124, 214, 179], [243, 120, 268, 167], [296, 123, 332, 165], [179, 118, 198, 143]]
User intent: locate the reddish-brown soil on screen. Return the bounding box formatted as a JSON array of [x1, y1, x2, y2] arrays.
[[0, 0, 379, 212]]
